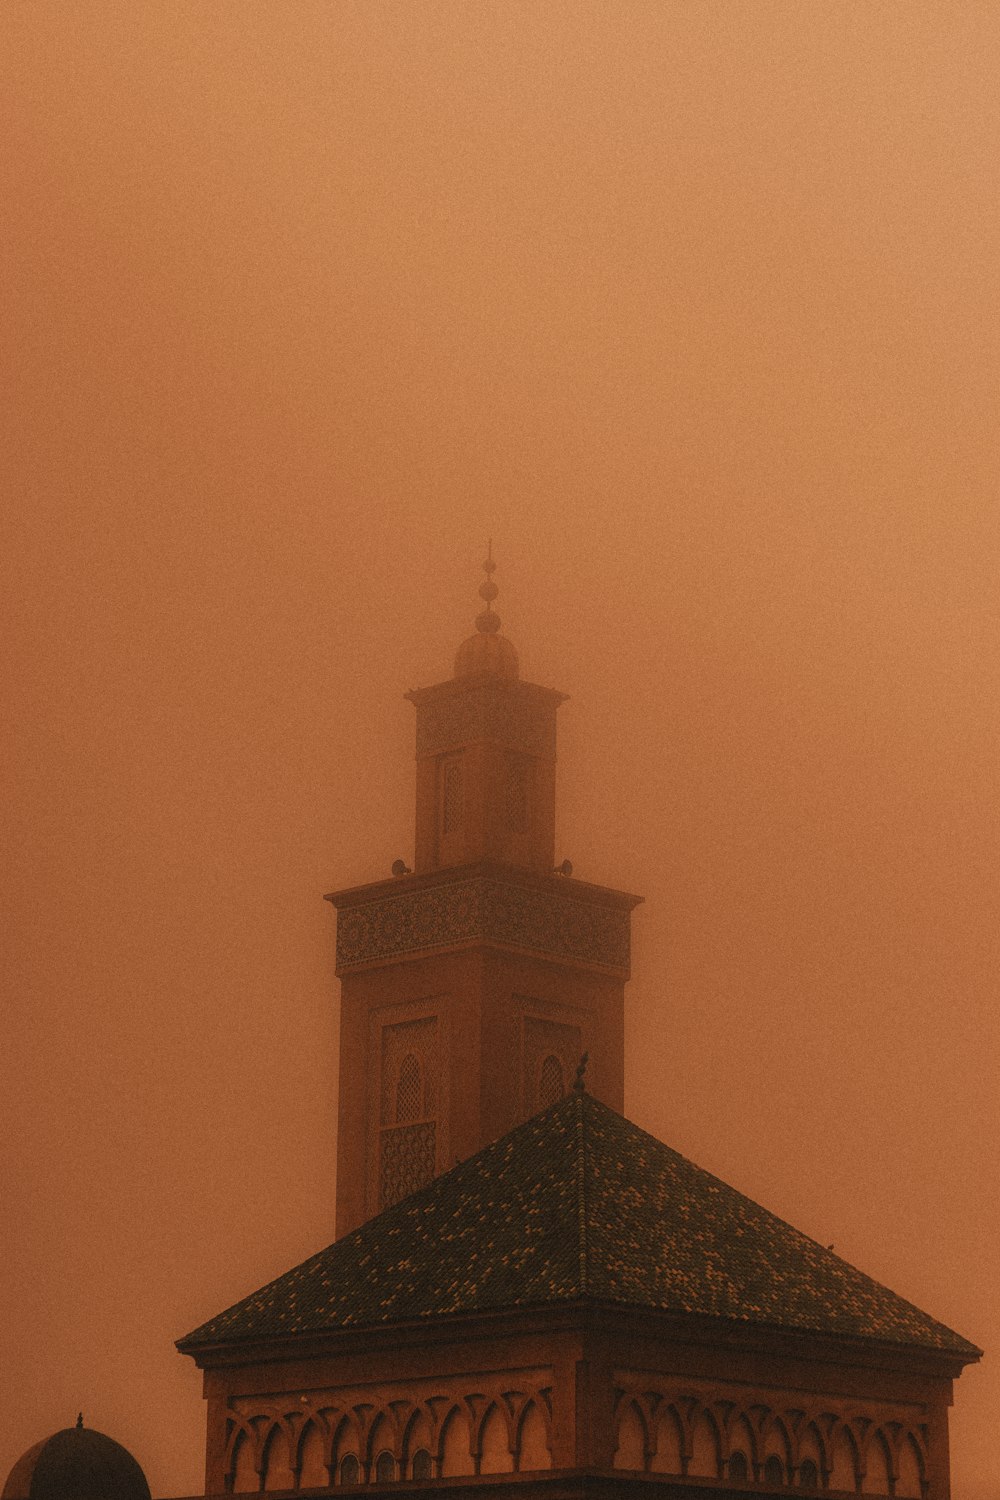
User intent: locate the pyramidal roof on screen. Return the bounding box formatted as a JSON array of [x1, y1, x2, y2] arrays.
[[178, 1091, 978, 1359]]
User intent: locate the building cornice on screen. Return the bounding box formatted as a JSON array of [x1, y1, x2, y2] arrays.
[[325, 861, 643, 978]]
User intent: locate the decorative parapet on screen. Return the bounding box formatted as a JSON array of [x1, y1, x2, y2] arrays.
[[332, 871, 637, 976]]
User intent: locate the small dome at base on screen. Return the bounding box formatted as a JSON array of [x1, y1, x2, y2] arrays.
[[3, 1427, 151, 1500], [454, 630, 519, 679]]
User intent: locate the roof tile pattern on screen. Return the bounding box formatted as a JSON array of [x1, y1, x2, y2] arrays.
[[179, 1093, 978, 1357]]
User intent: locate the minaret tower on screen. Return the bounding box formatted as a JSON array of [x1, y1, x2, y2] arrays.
[[326, 553, 642, 1234]]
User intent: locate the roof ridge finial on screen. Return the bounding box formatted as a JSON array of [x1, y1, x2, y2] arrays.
[[76, 1413, 84, 1429], [475, 539, 501, 635], [573, 1051, 589, 1092]]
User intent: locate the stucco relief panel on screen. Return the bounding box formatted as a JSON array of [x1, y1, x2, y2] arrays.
[[337, 877, 630, 974]]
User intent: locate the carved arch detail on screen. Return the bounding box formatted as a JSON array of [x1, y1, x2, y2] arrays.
[[224, 1419, 262, 1494], [362, 1405, 404, 1467], [223, 1417, 259, 1476], [723, 1409, 760, 1473], [608, 1380, 933, 1495], [793, 1418, 829, 1480], [472, 1399, 514, 1452], [613, 1396, 652, 1472]]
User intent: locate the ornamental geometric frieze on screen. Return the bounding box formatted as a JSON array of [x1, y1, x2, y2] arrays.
[[336, 876, 631, 975], [412, 686, 558, 758]]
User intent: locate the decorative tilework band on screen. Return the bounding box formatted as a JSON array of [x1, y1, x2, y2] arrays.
[[336, 877, 631, 975]]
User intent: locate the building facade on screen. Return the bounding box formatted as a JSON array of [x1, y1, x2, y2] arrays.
[[174, 563, 979, 1499]]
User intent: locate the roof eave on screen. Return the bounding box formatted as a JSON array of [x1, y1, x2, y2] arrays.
[[176, 1296, 980, 1379]]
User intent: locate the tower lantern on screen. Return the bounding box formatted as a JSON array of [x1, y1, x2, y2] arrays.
[[407, 545, 565, 874]]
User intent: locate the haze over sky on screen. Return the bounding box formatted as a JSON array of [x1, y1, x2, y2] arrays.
[[2, 5, 997, 1497]]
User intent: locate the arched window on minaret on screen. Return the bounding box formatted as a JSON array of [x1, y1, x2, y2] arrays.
[[378, 1024, 438, 1212], [396, 1053, 422, 1123], [539, 1054, 564, 1107]]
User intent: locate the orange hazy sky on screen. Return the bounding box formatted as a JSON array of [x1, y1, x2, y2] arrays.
[[1, 5, 997, 1497]]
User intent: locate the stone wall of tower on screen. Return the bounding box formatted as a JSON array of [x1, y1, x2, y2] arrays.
[[331, 911, 635, 1235]]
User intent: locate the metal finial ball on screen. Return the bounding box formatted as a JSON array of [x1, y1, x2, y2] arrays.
[[475, 608, 502, 634], [479, 579, 498, 602], [483, 556, 497, 574]]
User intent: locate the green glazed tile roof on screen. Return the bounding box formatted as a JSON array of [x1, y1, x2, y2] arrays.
[[178, 1092, 978, 1358]]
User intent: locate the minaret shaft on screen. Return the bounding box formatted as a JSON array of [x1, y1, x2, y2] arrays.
[[325, 556, 641, 1235]]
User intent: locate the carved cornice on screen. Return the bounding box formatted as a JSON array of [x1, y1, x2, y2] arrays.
[[334, 874, 633, 976]]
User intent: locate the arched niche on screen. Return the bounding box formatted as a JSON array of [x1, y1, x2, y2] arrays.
[[896, 1435, 924, 1500], [411, 1448, 432, 1480], [862, 1431, 893, 1495], [404, 1409, 434, 1478], [799, 1457, 820, 1490], [332, 1415, 361, 1487], [366, 1412, 393, 1472], [689, 1410, 721, 1479], [230, 1429, 258, 1495], [728, 1414, 757, 1478], [797, 1423, 825, 1489], [439, 1406, 475, 1477], [373, 1450, 395, 1483], [651, 1405, 684, 1474], [297, 1420, 328, 1490], [763, 1454, 786, 1486], [516, 1401, 550, 1472], [829, 1427, 860, 1493], [613, 1401, 647, 1471], [479, 1403, 512, 1474], [763, 1417, 792, 1469], [338, 1452, 360, 1486], [262, 1426, 294, 1492]]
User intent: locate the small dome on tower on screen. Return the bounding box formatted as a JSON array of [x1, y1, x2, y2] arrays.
[[453, 543, 519, 680], [2, 1421, 151, 1500], [454, 629, 519, 679]]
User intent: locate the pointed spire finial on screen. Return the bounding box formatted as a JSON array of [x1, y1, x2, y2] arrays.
[[453, 543, 519, 678], [573, 1051, 589, 1092], [76, 1413, 84, 1429], [475, 538, 501, 634]]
